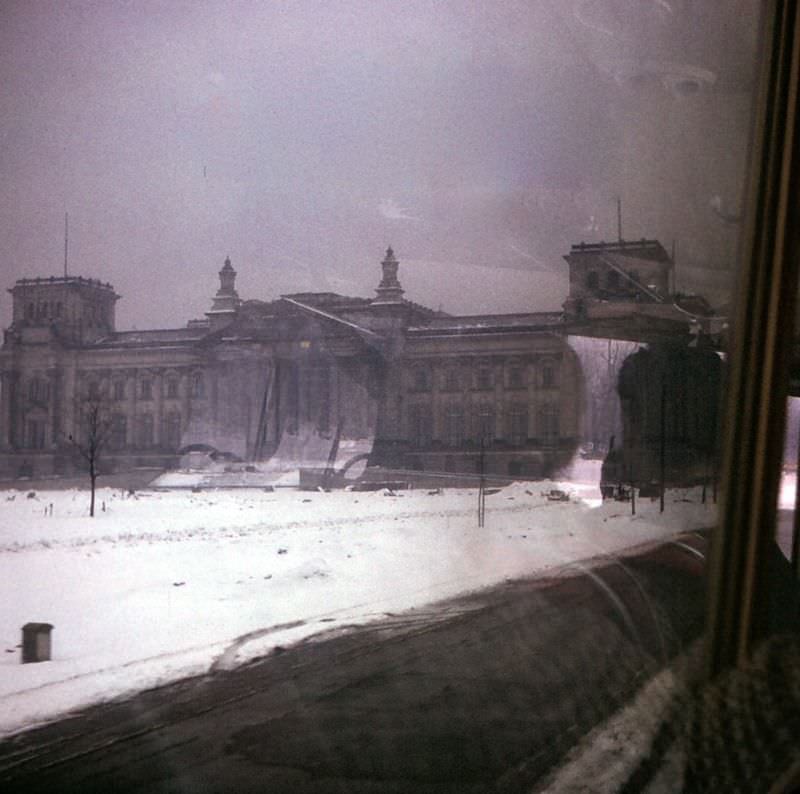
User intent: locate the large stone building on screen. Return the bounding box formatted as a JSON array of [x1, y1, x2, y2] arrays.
[[0, 250, 583, 481]]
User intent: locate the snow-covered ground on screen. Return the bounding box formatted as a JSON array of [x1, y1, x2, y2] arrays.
[[0, 471, 716, 737]]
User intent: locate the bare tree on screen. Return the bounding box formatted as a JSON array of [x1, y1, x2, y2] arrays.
[[68, 395, 113, 517]]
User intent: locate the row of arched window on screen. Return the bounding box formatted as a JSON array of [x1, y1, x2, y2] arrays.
[[27, 377, 50, 405], [24, 301, 63, 322], [23, 301, 112, 327], [19, 406, 184, 450], [407, 402, 560, 448], [410, 361, 558, 393], [82, 372, 205, 402], [108, 411, 182, 450]]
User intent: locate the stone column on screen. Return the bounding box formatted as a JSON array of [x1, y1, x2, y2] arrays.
[[526, 357, 535, 440], [154, 369, 164, 447], [211, 363, 220, 425], [47, 367, 62, 448], [330, 359, 340, 435], [272, 358, 283, 450], [428, 363, 438, 441], [250, 357, 270, 458], [296, 359, 307, 428], [61, 358, 77, 444], [530, 355, 540, 441], [181, 368, 190, 445], [0, 370, 17, 449], [127, 368, 137, 447], [493, 358, 503, 443], [265, 359, 277, 452], [384, 363, 402, 440]]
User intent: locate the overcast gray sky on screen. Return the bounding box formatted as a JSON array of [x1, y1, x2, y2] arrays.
[[0, 1, 760, 329]]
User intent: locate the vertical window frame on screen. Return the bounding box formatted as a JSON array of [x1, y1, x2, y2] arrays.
[[706, 2, 800, 678]]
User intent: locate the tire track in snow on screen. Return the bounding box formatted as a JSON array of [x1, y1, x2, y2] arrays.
[[210, 620, 306, 673]]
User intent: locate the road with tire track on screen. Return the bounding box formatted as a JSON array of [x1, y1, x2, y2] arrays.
[[0, 533, 708, 794]]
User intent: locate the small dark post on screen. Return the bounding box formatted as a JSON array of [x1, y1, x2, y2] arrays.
[[702, 362, 713, 505], [64, 212, 69, 278], [625, 411, 637, 515], [792, 419, 800, 581], [478, 440, 486, 528], [660, 379, 666, 513]]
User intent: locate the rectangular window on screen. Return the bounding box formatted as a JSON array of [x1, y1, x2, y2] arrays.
[[507, 404, 528, 446], [110, 413, 127, 449], [444, 405, 464, 446], [190, 373, 205, 399], [28, 378, 49, 404], [113, 380, 125, 401], [475, 368, 493, 390], [409, 404, 432, 447], [539, 405, 559, 445], [443, 370, 459, 392], [137, 414, 153, 447], [476, 404, 495, 445], [166, 378, 179, 399], [411, 367, 431, 392], [508, 366, 525, 389], [26, 419, 46, 449], [164, 411, 181, 449], [140, 379, 152, 400]]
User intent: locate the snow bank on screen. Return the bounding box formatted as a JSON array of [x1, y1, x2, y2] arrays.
[[0, 481, 715, 736]]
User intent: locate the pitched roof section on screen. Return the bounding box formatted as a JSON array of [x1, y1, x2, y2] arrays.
[[56, 249, 552, 354], [281, 292, 373, 311], [278, 296, 391, 356], [407, 312, 563, 337], [280, 296, 380, 338], [92, 327, 211, 349], [91, 304, 560, 349]]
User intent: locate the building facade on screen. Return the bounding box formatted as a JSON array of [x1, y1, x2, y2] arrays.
[[562, 238, 720, 344], [0, 250, 583, 481], [562, 238, 724, 487]]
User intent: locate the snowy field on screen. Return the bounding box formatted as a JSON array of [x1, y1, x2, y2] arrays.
[[0, 471, 716, 737]]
